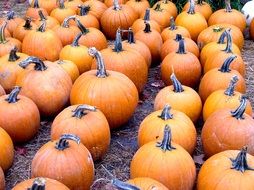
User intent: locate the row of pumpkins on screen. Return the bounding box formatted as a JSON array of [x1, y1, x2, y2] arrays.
[[0, 0, 254, 189]]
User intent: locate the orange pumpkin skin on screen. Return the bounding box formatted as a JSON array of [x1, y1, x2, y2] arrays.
[[126, 0, 150, 17], [126, 178, 168, 190], [250, 19, 254, 40], [161, 34, 199, 60], [31, 135, 94, 190], [30, 0, 58, 14], [0, 127, 14, 171], [35, 10, 60, 29], [12, 178, 70, 190], [16, 57, 72, 117], [70, 47, 139, 129], [138, 105, 196, 154], [153, 0, 178, 19], [104, 0, 126, 7], [0, 167, 4, 190], [13, 18, 37, 42], [83, 0, 107, 19], [64, 0, 83, 12], [154, 74, 202, 123], [51, 104, 110, 160], [0, 86, 5, 96], [130, 126, 196, 189], [26, 0, 49, 20]]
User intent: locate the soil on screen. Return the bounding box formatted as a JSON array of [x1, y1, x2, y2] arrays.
[[1, 1, 254, 189]]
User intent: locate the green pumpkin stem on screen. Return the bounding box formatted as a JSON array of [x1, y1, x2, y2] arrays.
[[33, 0, 40, 8], [231, 96, 247, 120], [72, 105, 97, 119], [59, 0, 65, 9], [127, 28, 135, 43], [7, 11, 15, 20], [230, 147, 254, 172], [143, 9, 150, 21], [62, 15, 76, 28], [169, 16, 176, 30], [224, 75, 238, 96], [0, 21, 7, 44], [37, 21, 46, 32], [187, 0, 195, 14], [175, 34, 183, 41], [88, 47, 108, 78], [213, 27, 223, 33], [5, 86, 21, 103], [113, 0, 121, 11], [8, 47, 20, 62], [38, 10, 47, 21], [75, 18, 89, 34], [19, 56, 48, 71], [156, 125, 176, 151], [170, 73, 184, 92], [218, 55, 236, 73], [23, 18, 33, 30], [78, 5, 90, 16], [217, 30, 227, 44], [28, 178, 46, 190], [144, 22, 151, 33], [114, 29, 123, 52], [176, 39, 186, 54], [158, 104, 173, 120], [112, 179, 140, 190], [223, 29, 233, 53], [55, 134, 81, 150], [154, 3, 162, 11], [225, 0, 232, 12], [71, 32, 82, 46]]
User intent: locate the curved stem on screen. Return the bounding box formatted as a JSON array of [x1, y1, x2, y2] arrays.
[[143, 22, 151, 33], [7, 11, 15, 20], [88, 47, 108, 78], [143, 9, 150, 21], [175, 34, 183, 42], [114, 29, 123, 53], [113, 0, 121, 11], [0, 21, 7, 43], [112, 179, 140, 190], [38, 10, 47, 21], [176, 39, 186, 54], [72, 104, 97, 119], [76, 18, 89, 34], [158, 104, 173, 120], [169, 16, 176, 30], [187, 0, 195, 14], [19, 56, 48, 71], [37, 21, 46, 32], [217, 30, 227, 44], [127, 28, 135, 44], [225, 0, 232, 12], [23, 18, 33, 30], [224, 75, 238, 96], [231, 96, 247, 120], [223, 29, 233, 53], [33, 0, 40, 8], [28, 178, 46, 190], [218, 55, 237, 73], [62, 15, 76, 28], [230, 146, 254, 172], [55, 134, 81, 150], [78, 5, 90, 16], [170, 73, 184, 92], [71, 32, 82, 46], [5, 86, 21, 103], [8, 47, 20, 62], [156, 125, 176, 151], [58, 0, 65, 9]]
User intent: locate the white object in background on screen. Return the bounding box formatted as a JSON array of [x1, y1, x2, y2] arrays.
[[242, 0, 254, 26], [28, 0, 33, 5]]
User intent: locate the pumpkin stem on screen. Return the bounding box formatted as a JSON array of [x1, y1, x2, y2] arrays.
[[62, 15, 76, 28], [143, 9, 150, 21], [33, 0, 40, 8], [224, 75, 238, 96], [218, 55, 237, 73], [71, 32, 83, 47], [75, 17, 89, 34], [213, 27, 223, 33], [88, 47, 108, 78], [8, 47, 20, 62], [37, 21, 46, 32], [58, 0, 65, 9], [158, 104, 174, 120], [163, 0, 169, 4], [113, 0, 121, 11], [217, 30, 227, 44], [230, 147, 254, 172], [55, 134, 81, 150], [169, 16, 176, 30], [197, 0, 203, 4], [0, 21, 7, 44], [78, 5, 90, 16], [225, 0, 232, 12], [154, 3, 162, 11], [231, 96, 247, 120], [156, 125, 176, 151], [170, 73, 184, 92], [5, 86, 21, 103], [38, 10, 47, 21], [176, 39, 186, 54], [187, 0, 195, 14], [143, 21, 151, 33], [223, 29, 233, 53], [28, 178, 46, 190], [112, 179, 140, 190], [6, 11, 15, 20], [23, 18, 33, 30], [175, 34, 183, 42], [19, 56, 48, 71], [72, 104, 97, 119], [127, 28, 135, 44], [114, 29, 123, 52]]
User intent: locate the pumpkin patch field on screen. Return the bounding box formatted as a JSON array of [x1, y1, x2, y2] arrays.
[[1, 0, 254, 189]]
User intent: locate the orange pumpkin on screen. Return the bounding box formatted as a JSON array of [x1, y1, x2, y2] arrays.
[[35, 10, 60, 29], [70, 47, 139, 129], [152, 0, 178, 19], [125, 0, 150, 17], [30, 0, 58, 14], [104, 0, 126, 7], [0, 167, 4, 190], [154, 73, 202, 123], [0, 86, 5, 96], [26, 0, 49, 20], [250, 18, 254, 40], [51, 104, 110, 160], [130, 125, 196, 189], [64, 0, 83, 12], [13, 18, 37, 42], [83, 0, 107, 19], [203, 75, 252, 121]]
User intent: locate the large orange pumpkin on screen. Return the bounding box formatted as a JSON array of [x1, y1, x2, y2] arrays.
[[70, 47, 138, 129], [0, 167, 4, 190], [35, 10, 60, 29], [13, 18, 37, 42], [125, 0, 150, 17], [26, 0, 49, 20], [83, 0, 107, 19], [152, 0, 178, 18]]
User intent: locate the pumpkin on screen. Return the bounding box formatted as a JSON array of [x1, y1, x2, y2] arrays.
[[130, 125, 196, 189], [161, 39, 201, 87], [104, 0, 126, 7], [183, 0, 212, 21], [161, 17, 191, 42], [22, 22, 63, 62], [135, 22, 163, 63], [12, 177, 70, 190], [199, 55, 246, 102], [0, 127, 14, 171], [91, 30, 148, 92], [0, 86, 5, 96], [161, 34, 199, 60], [26, 0, 49, 20], [100, 0, 138, 39], [250, 18, 254, 40], [52, 15, 80, 46], [54, 60, 79, 83], [154, 73, 202, 122], [31, 134, 94, 190], [131, 8, 161, 34], [152, 0, 178, 19], [0, 22, 22, 57], [138, 104, 196, 154], [35, 10, 60, 29], [0, 167, 4, 190], [208, 0, 246, 32], [112, 178, 168, 190], [0, 47, 28, 93], [59, 32, 94, 74], [203, 75, 252, 121], [50, 0, 76, 24], [83, 0, 107, 19], [0, 86, 40, 142], [123, 28, 152, 67], [70, 47, 138, 129], [197, 147, 254, 189], [16, 56, 72, 116], [175, 0, 207, 41], [51, 104, 110, 160], [64, 0, 83, 12], [30, 0, 58, 14], [13, 18, 37, 42], [125, 0, 150, 17]]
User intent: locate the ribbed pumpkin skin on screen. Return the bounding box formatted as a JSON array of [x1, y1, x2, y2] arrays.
[[0, 167, 4, 190], [104, 0, 126, 7], [64, 0, 83, 12], [125, 0, 150, 17], [161, 26, 191, 42], [25, 7, 48, 20], [50, 7, 76, 24], [13, 21, 37, 42], [35, 16, 60, 29], [83, 0, 107, 19], [250, 19, 254, 40], [70, 15, 100, 29], [0, 17, 24, 36], [30, 0, 57, 14], [138, 109, 197, 154], [12, 178, 70, 190], [131, 19, 161, 34], [183, 1, 212, 20], [0, 38, 22, 58], [0, 127, 14, 171], [127, 177, 168, 190], [152, 1, 178, 18]]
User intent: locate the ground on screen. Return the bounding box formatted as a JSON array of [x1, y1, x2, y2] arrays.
[[0, 1, 254, 189]]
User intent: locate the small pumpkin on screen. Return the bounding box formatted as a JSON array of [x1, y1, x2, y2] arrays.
[[13, 18, 37, 42], [70, 47, 139, 129], [154, 73, 202, 123], [125, 0, 150, 17], [138, 104, 197, 154], [16, 56, 72, 116], [203, 75, 252, 121], [199, 55, 246, 102], [51, 104, 110, 160], [64, 0, 83, 12], [35, 10, 60, 29], [152, 0, 178, 19], [83, 0, 107, 19], [250, 18, 254, 40], [130, 125, 196, 189], [104, 0, 126, 7], [31, 134, 94, 190], [0, 167, 4, 190], [30, 0, 58, 14], [26, 0, 49, 20]]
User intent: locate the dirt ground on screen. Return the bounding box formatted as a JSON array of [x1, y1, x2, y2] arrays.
[[0, 1, 254, 189]]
